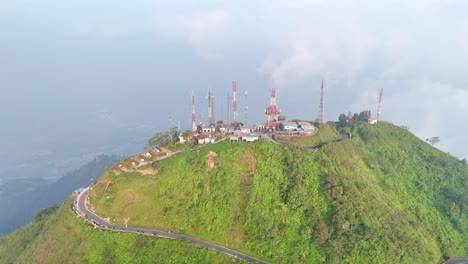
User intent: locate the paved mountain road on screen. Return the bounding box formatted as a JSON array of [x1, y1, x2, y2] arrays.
[[74, 188, 268, 263]]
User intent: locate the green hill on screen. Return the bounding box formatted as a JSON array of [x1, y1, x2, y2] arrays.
[[0, 199, 240, 263], [88, 123, 467, 263], [1, 123, 466, 263]]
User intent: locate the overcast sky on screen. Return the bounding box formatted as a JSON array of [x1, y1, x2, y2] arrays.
[[1, 0, 467, 180]]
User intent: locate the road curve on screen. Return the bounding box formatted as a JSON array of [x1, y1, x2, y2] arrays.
[[444, 259, 468, 264], [73, 188, 268, 263]]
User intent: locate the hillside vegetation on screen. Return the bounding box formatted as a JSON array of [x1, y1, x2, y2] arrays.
[[1, 123, 466, 263], [0, 199, 240, 263], [89, 123, 467, 263]]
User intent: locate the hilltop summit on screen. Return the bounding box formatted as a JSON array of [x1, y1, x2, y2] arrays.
[[1, 123, 466, 263]]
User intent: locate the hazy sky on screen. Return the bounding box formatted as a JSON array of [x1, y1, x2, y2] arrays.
[[1, 0, 467, 180]]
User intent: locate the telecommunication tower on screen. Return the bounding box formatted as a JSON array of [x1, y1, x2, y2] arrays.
[[265, 88, 281, 130], [377, 88, 384, 122], [191, 92, 196, 134], [207, 89, 215, 126], [318, 80, 324, 123], [232, 80, 238, 125], [200, 112, 205, 127], [244, 90, 248, 124], [227, 92, 231, 124]]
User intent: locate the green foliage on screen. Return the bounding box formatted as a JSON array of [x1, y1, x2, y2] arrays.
[[3, 123, 467, 263], [426, 136, 441, 146], [0, 199, 241, 263], [336, 110, 372, 128], [90, 123, 467, 263], [33, 204, 59, 222], [147, 128, 178, 147]]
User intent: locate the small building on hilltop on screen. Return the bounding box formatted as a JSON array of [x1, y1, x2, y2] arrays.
[[178, 134, 186, 144], [297, 121, 316, 131], [196, 134, 215, 144], [240, 126, 256, 133], [242, 135, 259, 142], [202, 126, 216, 133], [282, 121, 298, 131]]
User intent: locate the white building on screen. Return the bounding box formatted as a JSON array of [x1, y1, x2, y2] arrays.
[[240, 126, 256, 133], [243, 135, 259, 142], [202, 126, 216, 133], [282, 121, 298, 131], [297, 121, 316, 131]]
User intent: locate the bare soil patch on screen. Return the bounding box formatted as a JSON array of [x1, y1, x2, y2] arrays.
[[136, 168, 159, 175], [206, 151, 218, 171]]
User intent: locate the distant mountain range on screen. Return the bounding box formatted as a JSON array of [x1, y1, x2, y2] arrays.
[[0, 155, 120, 236]]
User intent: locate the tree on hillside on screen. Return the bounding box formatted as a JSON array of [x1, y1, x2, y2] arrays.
[[337, 114, 347, 128], [426, 136, 440, 146], [359, 110, 372, 122], [278, 115, 286, 121], [148, 128, 178, 147]]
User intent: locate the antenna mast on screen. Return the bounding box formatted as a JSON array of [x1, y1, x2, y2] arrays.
[[265, 87, 281, 130], [227, 92, 231, 124], [191, 92, 196, 134], [377, 88, 384, 122], [168, 113, 173, 142], [232, 80, 238, 125], [244, 90, 248, 124], [207, 89, 215, 126], [318, 80, 324, 123]]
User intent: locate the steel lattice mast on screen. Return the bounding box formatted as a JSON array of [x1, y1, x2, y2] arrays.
[[191, 91, 196, 134], [265, 87, 281, 129], [318, 80, 324, 123], [207, 89, 215, 126], [244, 90, 248, 124], [377, 88, 384, 122], [227, 92, 231, 124], [232, 80, 238, 125]]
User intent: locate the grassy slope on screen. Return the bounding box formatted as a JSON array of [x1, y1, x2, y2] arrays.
[[275, 123, 341, 147], [0, 199, 240, 264], [90, 123, 467, 263]]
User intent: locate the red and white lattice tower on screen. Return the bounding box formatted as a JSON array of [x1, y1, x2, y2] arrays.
[[265, 88, 281, 129], [377, 88, 384, 122], [191, 92, 196, 134], [232, 80, 238, 124]]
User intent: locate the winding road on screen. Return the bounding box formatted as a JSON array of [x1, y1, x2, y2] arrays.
[[73, 188, 268, 263]]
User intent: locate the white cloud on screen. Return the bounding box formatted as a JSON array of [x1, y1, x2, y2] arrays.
[[187, 9, 228, 58], [257, 1, 374, 87], [157, 8, 229, 59], [353, 79, 468, 159]]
